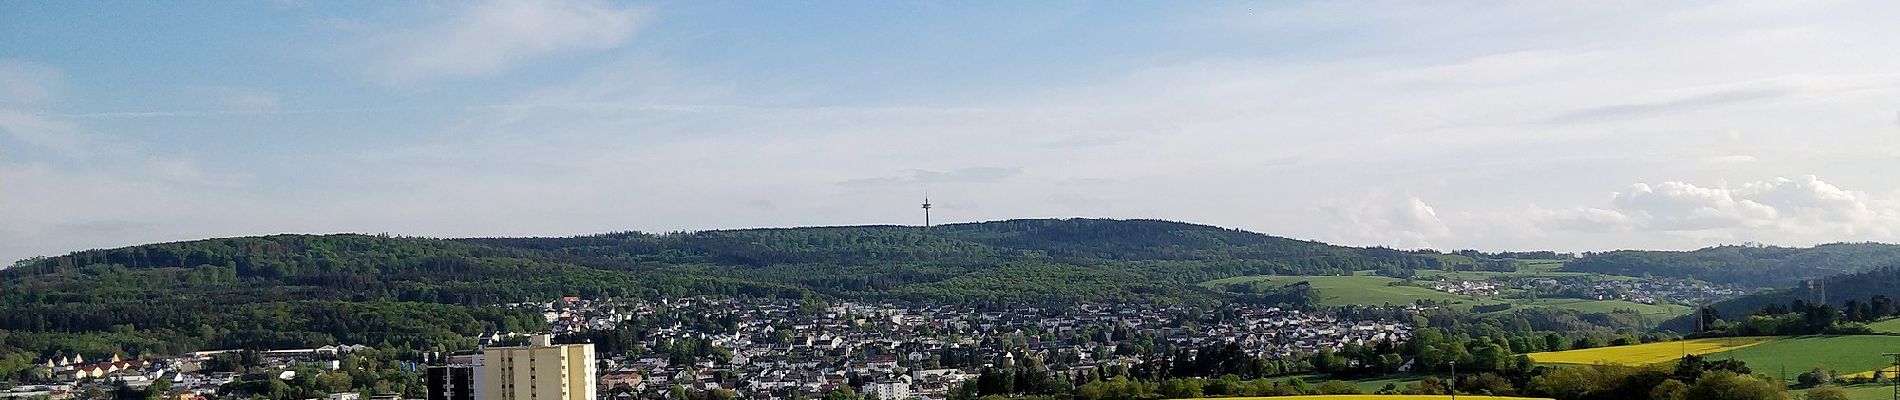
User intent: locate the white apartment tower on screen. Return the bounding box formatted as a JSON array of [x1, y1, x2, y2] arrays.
[[480, 335, 596, 400]]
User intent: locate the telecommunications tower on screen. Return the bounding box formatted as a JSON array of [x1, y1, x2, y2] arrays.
[[921, 191, 933, 228]]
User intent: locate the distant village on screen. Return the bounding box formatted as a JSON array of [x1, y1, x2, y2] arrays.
[[1429, 275, 1747, 306], [3, 297, 1415, 400]]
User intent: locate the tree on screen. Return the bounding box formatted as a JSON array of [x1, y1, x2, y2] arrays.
[[1650, 379, 1689, 400], [1544, 332, 1569, 352], [1805, 385, 1850, 400], [823, 387, 861, 400], [145, 379, 173, 400], [1699, 306, 1724, 331], [1457, 373, 1515, 395], [1796, 368, 1833, 388], [1473, 344, 1509, 372], [948, 380, 979, 400], [1317, 380, 1360, 394], [1158, 379, 1203, 399], [1686, 371, 1787, 400], [1871, 295, 1898, 317], [81, 386, 108, 400]]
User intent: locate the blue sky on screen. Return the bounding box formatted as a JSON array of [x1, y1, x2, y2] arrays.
[[6, 1, 1900, 263]]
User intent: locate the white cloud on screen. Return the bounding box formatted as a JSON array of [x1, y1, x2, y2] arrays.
[[1325, 195, 1452, 249], [1612, 181, 1780, 230], [354, 0, 646, 83], [1534, 176, 1900, 241], [0, 110, 110, 156], [1527, 205, 1633, 233]]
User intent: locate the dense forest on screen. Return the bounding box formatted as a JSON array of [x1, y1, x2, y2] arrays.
[[1564, 243, 1900, 287], [1661, 266, 1900, 332]]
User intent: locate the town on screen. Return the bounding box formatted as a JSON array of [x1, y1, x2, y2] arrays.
[[3, 297, 1415, 400]]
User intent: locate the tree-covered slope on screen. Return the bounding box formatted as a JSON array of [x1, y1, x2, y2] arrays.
[[1699, 267, 1900, 327], [1564, 243, 1900, 287]]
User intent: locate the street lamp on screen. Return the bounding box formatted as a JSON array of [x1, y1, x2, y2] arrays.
[[1449, 360, 1457, 400]]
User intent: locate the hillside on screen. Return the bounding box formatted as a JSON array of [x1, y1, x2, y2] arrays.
[[1655, 267, 1900, 333], [9, 218, 1900, 359], [0, 219, 1462, 356], [1564, 243, 1900, 287]]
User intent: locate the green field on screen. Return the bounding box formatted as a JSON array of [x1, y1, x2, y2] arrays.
[[1344, 374, 1427, 393], [1202, 275, 1478, 306], [1202, 272, 1681, 316], [1867, 318, 1900, 334], [1793, 384, 1898, 400], [1280, 373, 1430, 393], [1707, 335, 1900, 380], [1509, 298, 1691, 317]]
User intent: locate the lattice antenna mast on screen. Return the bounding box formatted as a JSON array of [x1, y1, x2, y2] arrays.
[[1884, 353, 1899, 400]]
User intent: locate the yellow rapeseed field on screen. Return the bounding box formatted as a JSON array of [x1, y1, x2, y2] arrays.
[[1526, 337, 1778, 365], [1843, 366, 1899, 379], [1196, 396, 1550, 400]]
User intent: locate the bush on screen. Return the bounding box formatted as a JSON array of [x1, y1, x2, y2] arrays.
[[1317, 380, 1360, 394]]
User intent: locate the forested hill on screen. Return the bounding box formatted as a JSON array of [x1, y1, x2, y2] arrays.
[[1659, 266, 1900, 332], [1563, 242, 1900, 287], [3, 218, 1454, 306], [1, 218, 1463, 355], [454, 218, 1444, 271]]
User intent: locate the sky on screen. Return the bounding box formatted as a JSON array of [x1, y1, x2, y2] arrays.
[[5, 1, 1900, 264]]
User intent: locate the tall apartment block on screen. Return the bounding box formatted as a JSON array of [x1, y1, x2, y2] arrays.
[[480, 335, 596, 400]]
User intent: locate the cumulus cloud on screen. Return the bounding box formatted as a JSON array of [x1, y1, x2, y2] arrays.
[[354, 0, 646, 83], [1325, 195, 1452, 249], [1534, 176, 1900, 239]]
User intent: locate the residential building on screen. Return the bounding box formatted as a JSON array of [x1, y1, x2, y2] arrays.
[[427, 365, 478, 400], [481, 335, 595, 400]]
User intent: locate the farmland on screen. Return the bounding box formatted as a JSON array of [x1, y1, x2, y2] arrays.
[[1843, 366, 1898, 380], [1201, 271, 1695, 320], [1793, 384, 1898, 400], [1527, 337, 1778, 365], [1507, 298, 1691, 316], [1201, 274, 1478, 307], [1706, 335, 1900, 380], [1344, 374, 1427, 393]]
